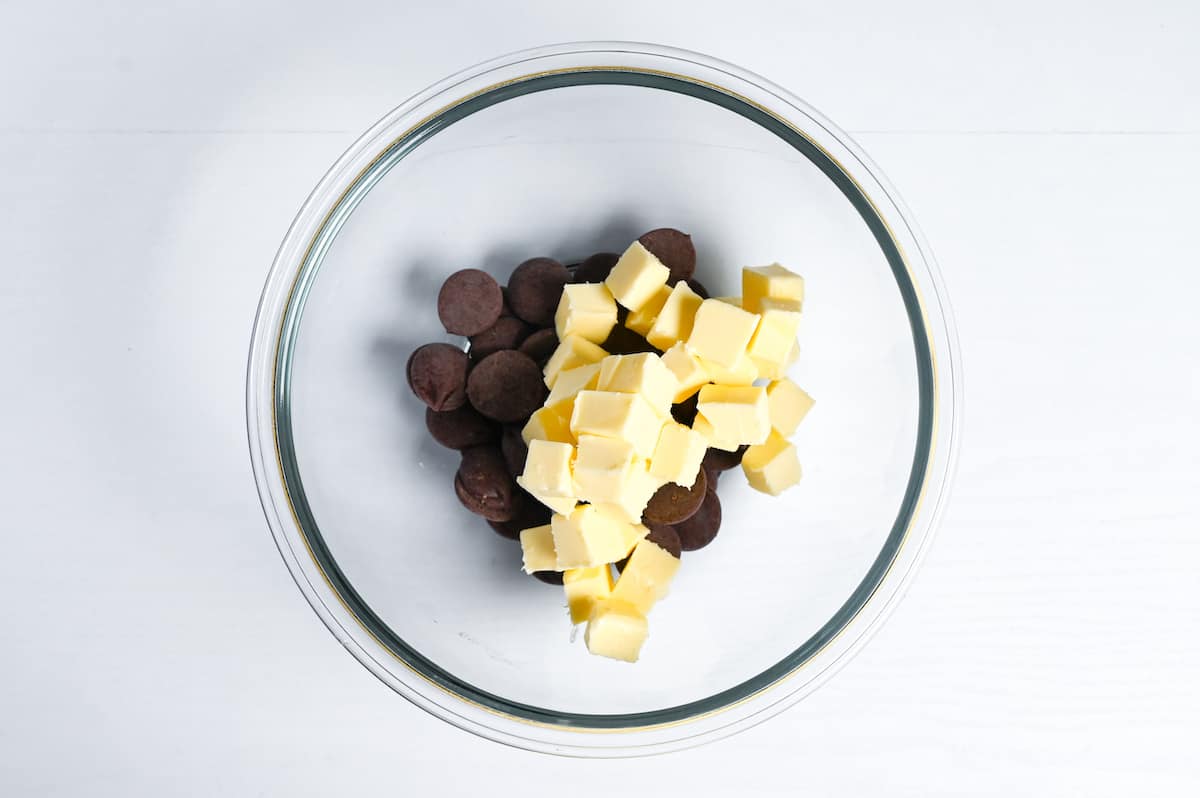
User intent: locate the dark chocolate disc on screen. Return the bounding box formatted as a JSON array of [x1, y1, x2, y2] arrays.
[[507, 257, 569, 326], [638, 228, 696, 284], [425, 404, 498, 450], [469, 316, 530, 360], [406, 343, 469, 411], [437, 269, 504, 336], [466, 350, 548, 423], [454, 446, 518, 522], [642, 469, 707, 526], [675, 490, 722, 551]]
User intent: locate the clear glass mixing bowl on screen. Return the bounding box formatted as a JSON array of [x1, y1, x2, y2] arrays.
[[246, 42, 961, 756]]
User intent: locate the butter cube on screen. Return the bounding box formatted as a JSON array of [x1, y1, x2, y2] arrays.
[[551, 505, 647, 569], [624, 284, 672, 336], [563, 566, 614, 624], [521, 399, 575, 445], [646, 281, 704, 350], [519, 525, 558, 574], [751, 355, 785, 380], [756, 338, 801, 379], [746, 298, 802, 370], [742, 263, 805, 313], [714, 296, 742, 306], [572, 434, 636, 504], [594, 462, 662, 525], [742, 430, 802, 495], [698, 352, 758, 386], [660, 343, 710, 402], [606, 241, 670, 311], [585, 601, 649, 662], [528, 492, 578, 516], [516, 439, 575, 500], [766, 378, 815, 436], [686, 299, 761, 368], [543, 334, 608, 388], [569, 390, 664, 459], [695, 385, 770, 450], [597, 353, 679, 418], [610, 539, 681, 613], [691, 415, 731, 451], [648, 421, 708, 487], [555, 283, 617, 344], [546, 362, 601, 408]]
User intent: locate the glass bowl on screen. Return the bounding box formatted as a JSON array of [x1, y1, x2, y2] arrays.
[[246, 42, 960, 756]]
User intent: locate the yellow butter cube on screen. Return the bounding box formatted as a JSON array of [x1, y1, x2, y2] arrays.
[[742, 430, 802, 496], [766, 378, 815, 436], [585, 601, 649, 662], [521, 399, 575, 445], [594, 461, 662, 525], [528, 492, 578, 515], [686, 299, 761, 368], [691, 414, 731, 452], [519, 525, 558, 574], [714, 296, 742, 306], [624, 284, 672, 336], [610, 538, 681, 613], [751, 355, 785, 380], [746, 298, 802, 369], [660, 343, 709, 402], [597, 353, 679, 418], [551, 505, 647, 569], [555, 283, 617, 343], [543, 334, 608, 388], [563, 566, 614, 624], [572, 434, 637, 505], [606, 241, 670, 311], [648, 421, 708, 487], [758, 336, 806, 379], [569, 390, 664, 459], [698, 352, 758, 386], [516, 439, 575, 500], [742, 263, 805, 313], [646, 281, 704, 350], [546, 362, 601, 408], [695, 384, 770, 450], [755, 337, 802, 379]]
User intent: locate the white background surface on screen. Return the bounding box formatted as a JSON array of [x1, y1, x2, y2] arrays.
[[2, 1, 1198, 794]]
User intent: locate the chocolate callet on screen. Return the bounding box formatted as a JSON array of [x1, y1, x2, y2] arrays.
[[642, 469, 707, 526], [675, 489, 722, 551], [454, 446, 518, 522], [702, 445, 748, 473], [487, 491, 551, 539], [517, 327, 558, 364], [406, 343, 469, 411], [466, 350, 548, 422], [437, 269, 504, 336], [638, 228, 696, 284], [571, 252, 619, 284], [645, 525, 682, 559], [469, 316, 530, 360], [425, 404, 498, 450], [507, 257, 569, 326]]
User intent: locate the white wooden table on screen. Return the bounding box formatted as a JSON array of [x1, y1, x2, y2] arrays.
[[2, 2, 1197, 794]]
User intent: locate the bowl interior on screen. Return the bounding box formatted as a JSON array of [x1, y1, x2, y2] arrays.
[[280, 77, 926, 721]]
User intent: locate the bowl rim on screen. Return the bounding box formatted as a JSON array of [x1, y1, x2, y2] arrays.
[[246, 40, 962, 757]]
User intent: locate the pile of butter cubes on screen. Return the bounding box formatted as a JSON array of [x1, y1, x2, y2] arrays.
[[517, 240, 814, 662]]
